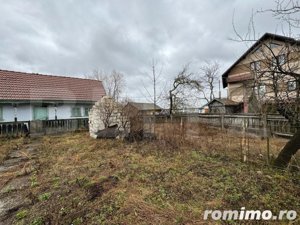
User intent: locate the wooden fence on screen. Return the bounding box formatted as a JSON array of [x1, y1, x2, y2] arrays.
[[0, 118, 89, 137], [0, 121, 29, 137], [144, 114, 295, 138]]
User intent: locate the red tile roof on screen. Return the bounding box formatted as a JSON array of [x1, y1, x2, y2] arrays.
[[0, 70, 106, 102]]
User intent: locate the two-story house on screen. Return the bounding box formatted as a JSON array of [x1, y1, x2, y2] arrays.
[[222, 33, 299, 113]]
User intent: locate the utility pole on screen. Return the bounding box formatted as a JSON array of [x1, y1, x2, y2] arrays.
[[152, 59, 156, 112], [152, 59, 157, 135]]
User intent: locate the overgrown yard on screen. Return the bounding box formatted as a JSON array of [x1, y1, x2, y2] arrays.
[[1, 125, 300, 224], [0, 138, 24, 163]]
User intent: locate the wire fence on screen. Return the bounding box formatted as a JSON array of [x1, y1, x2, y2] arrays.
[[144, 113, 296, 138]]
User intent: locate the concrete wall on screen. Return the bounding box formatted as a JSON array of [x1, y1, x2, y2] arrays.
[[89, 97, 129, 138]]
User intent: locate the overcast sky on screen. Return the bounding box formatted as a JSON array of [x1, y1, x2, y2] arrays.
[[0, 0, 293, 104]]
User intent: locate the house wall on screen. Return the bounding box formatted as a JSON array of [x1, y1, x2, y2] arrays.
[[2, 105, 33, 122], [0, 103, 93, 122], [228, 83, 244, 102], [209, 101, 226, 114], [89, 98, 129, 138], [225, 38, 299, 113]]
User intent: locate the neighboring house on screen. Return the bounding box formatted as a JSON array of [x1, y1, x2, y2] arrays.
[[125, 102, 162, 116], [0, 70, 105, 122], [208, 98, 242, 114], [222, 33, 299, 113], [123, 102, 162, 134]]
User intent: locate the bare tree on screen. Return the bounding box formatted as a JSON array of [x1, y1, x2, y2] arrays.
[[117, 97, 132, 136], [96, 96, 117, 128], [265, 0, 300, 29], [253, 39, 300, 168], [87, 69, 126, 134], [199, 61, 221, 103], [232, 0, 300, 168], [169, 66, 202, 115], [140, 59, 165, 107], [90, 69, 125, 102]]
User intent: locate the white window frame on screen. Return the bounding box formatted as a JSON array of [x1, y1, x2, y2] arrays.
[[288, 80, 297, 91], [257, 84, 266, 97], [250, 61, 261, 71]]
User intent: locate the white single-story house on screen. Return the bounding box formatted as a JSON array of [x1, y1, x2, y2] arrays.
[[0, 70, 105, 122]]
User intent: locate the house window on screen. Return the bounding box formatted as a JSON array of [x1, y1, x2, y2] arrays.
[[278, 54, 286, 65], [258, 85, 266, 96], [250, 61, 260, 71], [272, 54, 286, 67], [71, 107, 82, 117], [33, 107, 48, 120], [0, 107, 3, 121], [269, 42, 281, 49], [84, 107, 90, 117], [288, 80, 297, 91]]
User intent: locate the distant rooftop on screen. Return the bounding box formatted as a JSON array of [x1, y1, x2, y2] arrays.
[[208, 98, 241, 106], [128, 102, 162, 111]]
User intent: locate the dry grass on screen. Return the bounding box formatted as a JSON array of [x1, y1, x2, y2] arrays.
[[0, 137, 24, 163], [6, 126, 300, 225], [155, 122, 298, 167]]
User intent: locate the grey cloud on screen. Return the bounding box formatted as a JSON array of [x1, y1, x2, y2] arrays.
[[0, 0, 292, 102]]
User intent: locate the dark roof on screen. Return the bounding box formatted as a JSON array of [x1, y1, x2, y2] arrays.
[[208, 98, 241, 106], [222, 33, 299, 88], [128, 102, 162, 111], [0, 70, 105, 102]]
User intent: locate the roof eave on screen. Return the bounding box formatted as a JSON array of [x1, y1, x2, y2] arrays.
[[0, 99, 98, 104]]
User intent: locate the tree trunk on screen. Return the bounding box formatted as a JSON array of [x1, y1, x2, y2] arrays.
[[273, 128, 300, 168]]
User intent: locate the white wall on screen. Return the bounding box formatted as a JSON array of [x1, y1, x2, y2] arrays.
[[0, 104, 92, 122], [17, 105, 33, 121], [2, 105, 16, 122]]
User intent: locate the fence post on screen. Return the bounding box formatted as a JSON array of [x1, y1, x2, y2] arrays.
[[221, 114, 224, 130], [241, 118, 248, 163], [180, 116, 183, 137], [263, 114, 270, 164]]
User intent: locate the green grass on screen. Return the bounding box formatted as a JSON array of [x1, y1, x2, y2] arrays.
[[8, 131, 300, 225], [15, 210, 28, 220]]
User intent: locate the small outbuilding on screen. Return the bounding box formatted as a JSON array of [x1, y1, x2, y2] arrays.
[[125, 102, 162, 116], [207, 98, 242, 114]]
